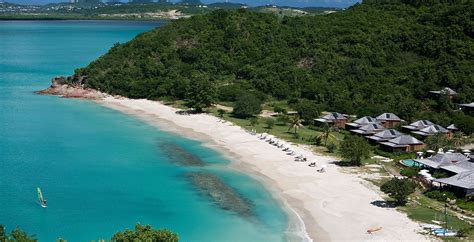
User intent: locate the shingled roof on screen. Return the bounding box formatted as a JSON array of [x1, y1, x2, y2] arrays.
[[402, 120, 434, 131], [366, 129, 402, 142], [346, 116, 379, 129], [351, 123, 385, 135], [412, 125, 449, 136], [435, 170, 474, 190], [380, 135, 423, 148], [415, 153, 472, 173], [376, 113, 401, 121], [315, 112, 347, 123]]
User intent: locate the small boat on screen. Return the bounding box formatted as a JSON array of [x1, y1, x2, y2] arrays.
[[37, 187, 47, 208]]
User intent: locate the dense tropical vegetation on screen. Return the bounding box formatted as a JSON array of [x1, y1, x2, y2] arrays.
[[0, 224, 178, 241], [71, 0, 473, 133]]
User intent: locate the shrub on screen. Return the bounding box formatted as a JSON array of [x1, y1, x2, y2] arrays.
[[290, 99, 322, 124], [218, 84, 243, 102], [424, 190, 456, 202], [248, 117, 259, 127], [265, 118, 275, 129], [273, 106, 287, 114], [308, 135, 322, 146], [217, 109, 226, 118], [432, 170, 450, 179], [340, 135, 371, 166], [233, 93, 262, 118], [326, 143, 337, 153], [381, 178, 416, 206], [400, 167, 419, 177]]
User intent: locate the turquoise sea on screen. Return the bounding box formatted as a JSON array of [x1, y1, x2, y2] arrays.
[[0, 21, 288, 241]]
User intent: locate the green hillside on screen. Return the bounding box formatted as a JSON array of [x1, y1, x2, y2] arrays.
[[72, 1, 474, 132]]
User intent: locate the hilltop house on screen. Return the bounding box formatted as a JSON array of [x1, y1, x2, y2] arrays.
[[376, 113, 402, 128], [350, 123, 385, 136], [435, 171, 474, 197], [429, 87, 458, 99], [315, 112, 347, 128], [411, 124, 450, 138], [345, 116, 378, 130], [402, 120, 434, 131], [380, 135, 425, 152], [366, 129, 402, 143]]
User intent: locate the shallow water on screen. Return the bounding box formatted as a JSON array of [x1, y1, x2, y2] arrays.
[[0, 20, 288, 241]]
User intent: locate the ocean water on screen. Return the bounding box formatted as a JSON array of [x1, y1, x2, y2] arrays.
[[0, 21, 288, 241]]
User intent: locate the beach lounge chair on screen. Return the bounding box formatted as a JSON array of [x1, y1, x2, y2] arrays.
[[308, 162, 316, 167]]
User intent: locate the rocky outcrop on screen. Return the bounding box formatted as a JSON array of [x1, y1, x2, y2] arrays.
[[36, 76, 106, 99]]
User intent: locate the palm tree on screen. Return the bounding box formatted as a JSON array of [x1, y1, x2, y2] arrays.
[[319, 123, 336, 145], [425, 133, 448, 151], [451, 132, 465, 148], [288, 115, 304, 134]]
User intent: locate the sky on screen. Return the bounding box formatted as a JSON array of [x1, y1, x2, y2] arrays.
[[6, 0, 360, 8]]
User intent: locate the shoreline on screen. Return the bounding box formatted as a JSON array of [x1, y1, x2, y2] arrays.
[[38, 84, 430, 241], [97, 98, 319, 242]]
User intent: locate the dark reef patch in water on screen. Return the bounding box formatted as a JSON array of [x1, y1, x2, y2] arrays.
[[186, 172, 254, 217], [158, 141, 205, 166]]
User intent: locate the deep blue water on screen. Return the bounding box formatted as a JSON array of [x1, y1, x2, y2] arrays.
[[0, 21, 288, 241]]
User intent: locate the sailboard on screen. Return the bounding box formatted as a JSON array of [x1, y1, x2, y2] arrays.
[[37, 187, 47, 208]]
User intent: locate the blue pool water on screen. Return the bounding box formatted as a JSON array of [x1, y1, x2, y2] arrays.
[[0, 21, 288, 241], [400, 159, 424, 168]]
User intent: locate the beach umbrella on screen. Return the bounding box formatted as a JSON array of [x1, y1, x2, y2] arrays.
[[462, 149, 471, 153], [427, 150, 435, 153]]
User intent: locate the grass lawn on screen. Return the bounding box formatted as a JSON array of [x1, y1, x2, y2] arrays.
[[208, 106, 345, 147], [401, 204, 474, 240]]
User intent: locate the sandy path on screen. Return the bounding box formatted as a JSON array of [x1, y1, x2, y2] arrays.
[[98, 97, 430, 242]]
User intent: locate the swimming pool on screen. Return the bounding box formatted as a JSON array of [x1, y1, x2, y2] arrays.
[[400, 159, 424, 167]]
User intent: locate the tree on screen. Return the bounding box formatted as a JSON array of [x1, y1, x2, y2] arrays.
[[381, 178, 416, 206], [186, 75, 216, 113], [111, 224, 178, 242], [425, 133, 449, 151], [319, 123, 336, 146], [233, 93, 262, 118], [451, 132, 466, 148], [287, 115, 304, 134], [0, 225, 37, 242], [340, 135, 371, 166], [249, 117, 259, 127], [265, 118, 275, 129], [291, 99, 321, 124]]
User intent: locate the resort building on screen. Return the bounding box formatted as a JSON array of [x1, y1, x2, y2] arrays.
[[411, 124, 450, 138], [380, 135, 425, 152], [414, 153, 474, 174], [429, 87, 458, 99], [350, 123, 385, 136], [366, 129, 402, 143], [345, 116, 378, 130], [402, 120, 434, 131], [376, 113, 402, 128], [314, 112, 347, 128], [435, 171, 474, 197]]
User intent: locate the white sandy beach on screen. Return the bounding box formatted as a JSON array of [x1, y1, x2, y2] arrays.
[[97, 96, 430, 242]]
